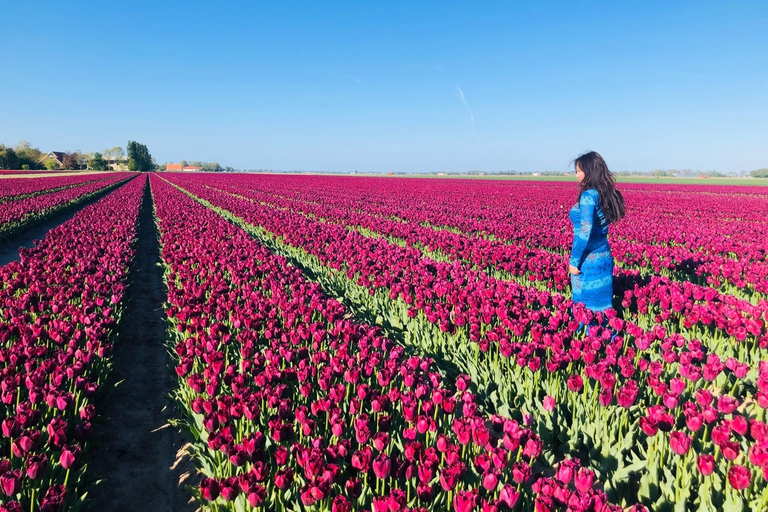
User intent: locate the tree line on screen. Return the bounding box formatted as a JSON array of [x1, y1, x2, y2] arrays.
[[0, 141, 54, 170], [0, 140, 158, 171], [0, 139, 235, 173]]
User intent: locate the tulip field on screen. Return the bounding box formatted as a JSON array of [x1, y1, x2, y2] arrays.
[[0, 173, 133, 242], [0, 173, 767, 511]]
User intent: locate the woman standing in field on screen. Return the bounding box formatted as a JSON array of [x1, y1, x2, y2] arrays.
[[569, 151, 625, 312]]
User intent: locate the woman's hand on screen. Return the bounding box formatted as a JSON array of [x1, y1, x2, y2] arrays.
[[569, 265, 581, 275]]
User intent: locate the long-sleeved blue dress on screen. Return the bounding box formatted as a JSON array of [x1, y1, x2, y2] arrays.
[[569, 188, 614, 311]]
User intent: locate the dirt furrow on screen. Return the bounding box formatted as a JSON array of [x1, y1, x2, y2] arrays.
[[87, 176, 198, 512]]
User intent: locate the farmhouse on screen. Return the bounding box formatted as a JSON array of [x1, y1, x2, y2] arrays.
[[39, 151, 69, 169], [165, 164, 202, 171], [107, 158, 129, 171]]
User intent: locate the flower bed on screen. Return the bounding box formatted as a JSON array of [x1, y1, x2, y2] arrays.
[[0, 176, 143, 510], [152, 174, 624, 512], [0, 174, 134, 241], [162, 173, 768, 511]]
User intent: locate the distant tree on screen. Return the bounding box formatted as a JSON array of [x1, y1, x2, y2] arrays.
[[71, 151, 88, 169], [0, 147, 19, 169], [126, 140, 153, 171], [15, 141, 43, 169], [89, 152, 108, 170], [45, 159, 59, 170], [751, 168, 768, 178], [21, 165, 30, 170], [109, 146, 125, 169], [180, 160, 188, 169], [61, 153, 78, 169]]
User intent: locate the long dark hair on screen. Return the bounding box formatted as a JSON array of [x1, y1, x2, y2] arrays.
[[573, 151, 625, 224]]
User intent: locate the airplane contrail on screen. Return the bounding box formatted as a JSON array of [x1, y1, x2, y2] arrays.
[[457, 86, 476, 136], [344, 75, 362, 83]]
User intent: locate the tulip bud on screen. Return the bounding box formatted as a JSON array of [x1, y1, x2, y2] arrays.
[[697, 454, 715, 476], [482, 471, 499, 491], [373, 454, 391, 479], [0, 470, 21, 497], [574, 467, 595, 493], [498, 484, 519, 509], [199, 478, 220, 501]]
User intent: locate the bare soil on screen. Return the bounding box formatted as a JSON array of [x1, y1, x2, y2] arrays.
[[86, 178, 198, 512]]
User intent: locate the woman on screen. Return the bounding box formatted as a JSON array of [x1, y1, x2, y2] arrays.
[[569, 151, 625, 312]]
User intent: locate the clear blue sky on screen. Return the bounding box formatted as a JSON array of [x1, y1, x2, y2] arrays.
[[1, 1, 766, 173]]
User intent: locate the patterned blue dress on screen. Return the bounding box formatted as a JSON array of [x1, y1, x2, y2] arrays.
[[569, 188, 614, 311]]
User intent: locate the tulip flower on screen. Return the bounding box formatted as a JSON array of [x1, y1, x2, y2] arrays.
[[199, 478, 220, 501], [728, 465, 751, 490], [59, 444, 81, 470], [0, 471, 21, 497], [697, 454, 715, 476], [453, 489, 479, 512], [373, 454, 392, 479], [574, 467, 595, 493], [669, 431, 692, 456], [498, 484, 520, 509]]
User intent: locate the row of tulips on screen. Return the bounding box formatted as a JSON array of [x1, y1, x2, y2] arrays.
[[187, 177, 767, 360], [167, 174, 766, 369], [0, 174, 126, 203], [163, 174, 768, 510], [204, 174, 768, 296], [202, 174, 768, 299], [0, 174, 134, 241], [263, 186, 768, 368], [0, 175, 144, 511], [151, 174, 629, 512]]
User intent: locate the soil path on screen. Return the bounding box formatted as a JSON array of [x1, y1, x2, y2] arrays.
[[87, 177, 198, 512]]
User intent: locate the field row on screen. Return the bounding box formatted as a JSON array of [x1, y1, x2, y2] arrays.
[[161, 173, 768, 511], [1, 172, 766, 511], [0, 175, 143, 510], [0, 173, 134, 242], [152, 174, 627, 512]]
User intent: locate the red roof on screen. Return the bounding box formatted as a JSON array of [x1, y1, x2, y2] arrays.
[[166, 163, 183, 171], [183, 166, 201, 170]]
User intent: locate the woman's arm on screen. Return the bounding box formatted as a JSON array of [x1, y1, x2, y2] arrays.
[[569, 190, 596, 270]]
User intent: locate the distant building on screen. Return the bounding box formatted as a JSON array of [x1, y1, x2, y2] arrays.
[[106, 158, 129, 171], [41, 151, 68, 167], [39, 151, 88, 170], [40, 151, 72, 169], [165, 164, 202, 171]]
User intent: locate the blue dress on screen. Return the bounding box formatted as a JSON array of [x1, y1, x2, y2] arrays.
[[569, 188, 614, 311]]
